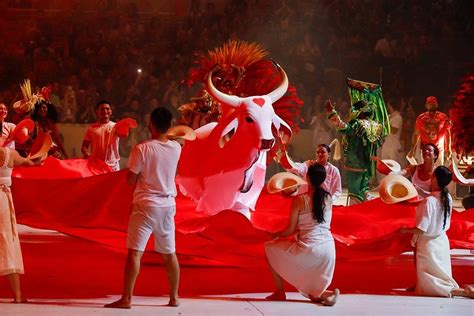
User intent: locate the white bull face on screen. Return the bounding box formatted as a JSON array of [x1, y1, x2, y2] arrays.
[[207, 64, 291, 151]]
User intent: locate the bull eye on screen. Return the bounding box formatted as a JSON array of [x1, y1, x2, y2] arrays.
[[245, 116, 254, 123]]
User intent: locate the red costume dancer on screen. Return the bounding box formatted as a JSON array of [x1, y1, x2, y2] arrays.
[[409, 96, 452, 165]]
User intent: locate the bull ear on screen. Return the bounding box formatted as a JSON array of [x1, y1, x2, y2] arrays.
[[268, 63, 289, 103], [206, 72, 241, 108], [272, 115, 292, 144], [219, 117, 238, 148]]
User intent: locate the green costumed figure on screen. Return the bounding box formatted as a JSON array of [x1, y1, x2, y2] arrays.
[[325, 79, 390, 204]]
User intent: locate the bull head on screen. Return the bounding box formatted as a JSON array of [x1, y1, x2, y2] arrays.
[[206, 63, 291, 152]]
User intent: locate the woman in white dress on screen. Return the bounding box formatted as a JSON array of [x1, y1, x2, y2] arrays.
[[265, 163, 339, 305], [288, 144, 342, 202], [0, 147, 42, 303], [400, 166, 473, 298]]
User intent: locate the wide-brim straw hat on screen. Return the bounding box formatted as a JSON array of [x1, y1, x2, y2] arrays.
[[379, 174, 419, 204], [373, 157, 401, 175], [28, 132, 52, 159], [167, 125, 196, 141], [8, 119, 35, 144], [267, 172, 307, 194], [115, 118, 138, 137]]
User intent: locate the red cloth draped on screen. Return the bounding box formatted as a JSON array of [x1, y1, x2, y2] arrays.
[[11, 159, 474, 267]]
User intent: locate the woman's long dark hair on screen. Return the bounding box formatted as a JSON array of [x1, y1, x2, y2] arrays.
[[307, 163, 329, 223], [31, 100, 59, 123], [433, 166, 452, 229]]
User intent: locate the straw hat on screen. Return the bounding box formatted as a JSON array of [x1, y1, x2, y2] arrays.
[[8, 119, 35, 144], [167, 125, 196, 141], [115, 118, 137, 137], [372, 156, 401, 175], [28, 133, 52, 160], [379, 174, 419, 204], [267, 172, 307, 194]]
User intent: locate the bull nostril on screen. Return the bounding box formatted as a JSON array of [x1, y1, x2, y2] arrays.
[[260, 139, 275, 150]]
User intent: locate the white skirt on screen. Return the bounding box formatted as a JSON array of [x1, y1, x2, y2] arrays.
[[265, 237, 335, 297], [415, 233, 459, 297]]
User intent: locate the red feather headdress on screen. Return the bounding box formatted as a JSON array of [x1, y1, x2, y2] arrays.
[[185, 40, 303, 134]]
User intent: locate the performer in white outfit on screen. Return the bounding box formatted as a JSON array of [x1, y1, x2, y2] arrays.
[[400, 166, 474, 298], [105, 107, 182, 309], [381, 101, 403, 162], [265, 163, 339, 306], [399, 143, 438, 198], [288, 144, 342, 202], [1, 147, 43, 303], [81, 101, 122, 171]]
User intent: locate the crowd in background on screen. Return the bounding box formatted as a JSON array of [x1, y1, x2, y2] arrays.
[[0, 0, 472, 157]]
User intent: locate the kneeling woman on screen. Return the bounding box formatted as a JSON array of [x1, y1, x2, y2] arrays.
[[401, 166, 473, 298], [265, 163, 339, 305]]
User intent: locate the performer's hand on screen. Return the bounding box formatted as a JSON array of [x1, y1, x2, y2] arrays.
[[325, 99, 334, 113], [31, 153, 47, 166], [399, 227, 408, 234]]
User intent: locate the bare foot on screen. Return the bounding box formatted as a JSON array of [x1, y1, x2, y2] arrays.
[[322, 288, 339, 306], [168, 297, 181, 307], [308, 294, 324, 303], [265, 292, 286, 301], [13, 298, 27, 304], [104, 298, 131, 309], [465, 286, 474, 299]]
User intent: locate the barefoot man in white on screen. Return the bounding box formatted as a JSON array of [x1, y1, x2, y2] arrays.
[[105, 107, 182, 308]]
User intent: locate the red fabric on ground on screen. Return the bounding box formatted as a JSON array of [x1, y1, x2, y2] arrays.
[[11, 162, 474, 267]]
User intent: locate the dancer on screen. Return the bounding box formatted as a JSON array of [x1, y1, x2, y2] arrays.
[[287, 144, 342, 202], [81, 101, 124, 171], [105, 107, 182, 309], [30, 101, 68, 159], [399, 143, 438, 198], [326, 99, 384, 204], [408, 96, 451, 165], [0, 147, 43, 303], [400, 166, 474, 298], [265, 163, 339, 306]]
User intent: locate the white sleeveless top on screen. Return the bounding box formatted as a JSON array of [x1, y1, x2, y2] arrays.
[[412, 166, 432, 198]]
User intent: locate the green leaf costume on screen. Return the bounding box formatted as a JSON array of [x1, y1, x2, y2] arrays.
[[327, 79, 389, 202]]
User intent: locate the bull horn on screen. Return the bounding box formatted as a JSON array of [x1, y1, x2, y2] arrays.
[[206, 67, 241, 108], [268, 62, 289, 103]]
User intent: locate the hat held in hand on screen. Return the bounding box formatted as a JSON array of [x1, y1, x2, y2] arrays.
[[267, 172, 307, 194], [379, 174, 419, 204], [5, 119, 35, 145], [28, 132, 52, 160], [166, 125, 196, 141], [372, 156, 401, 175], [115, 118, 138, 138]]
